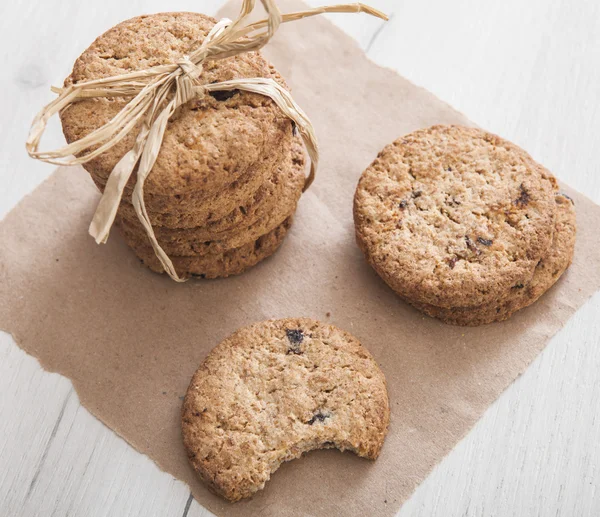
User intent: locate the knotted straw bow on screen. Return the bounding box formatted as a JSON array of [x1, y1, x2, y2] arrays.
[[26, 1, 387, 281]]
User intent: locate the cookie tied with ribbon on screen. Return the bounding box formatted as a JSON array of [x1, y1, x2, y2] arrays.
[[26, 1, 387, 281]]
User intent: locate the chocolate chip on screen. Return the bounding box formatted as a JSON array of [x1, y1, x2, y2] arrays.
[[307, 411, 330, 425], [514, 183, 530, 207], [512, 283, 525, 289], [447, 256, 458, 269], [286, 329, 304, 344], [446, 166, 453, 172], [412, 190, 422, 198], [286, 328, 304, 355], [291, 120, 298, 136], [465, 236, 482, 256], [399, 200, 408, 209], [477, 237, 493, 246], [208, 89, 239, 101]]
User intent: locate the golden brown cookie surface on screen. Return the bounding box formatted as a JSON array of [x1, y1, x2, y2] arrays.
[[182, 318, 389, 501], [60, 12, 293, 197], [409, 193, 576, 325], [121, 217, 293, 279], [354, 125, 558, 308], [116, 139, 305, 255]]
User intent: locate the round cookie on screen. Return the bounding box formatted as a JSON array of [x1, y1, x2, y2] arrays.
[[117, 142, 305, 255], [60, 12, 294, 197], [408, 193, 576, 325], [354, 125, 558, 308], [122, 217, 293, 279], [182, 318, 389, 501]]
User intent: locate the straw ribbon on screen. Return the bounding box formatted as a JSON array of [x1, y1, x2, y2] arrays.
[[26, 1, 387, 281]]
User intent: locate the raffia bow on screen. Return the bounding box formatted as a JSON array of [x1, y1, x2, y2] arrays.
[[26, 1, 387, 281]]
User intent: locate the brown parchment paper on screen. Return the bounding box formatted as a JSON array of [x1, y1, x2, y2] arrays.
[[2, 2, 600, 515]]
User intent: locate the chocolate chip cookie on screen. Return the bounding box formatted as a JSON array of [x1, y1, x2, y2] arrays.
[[354, 125, 559, 309], [182, 318, 389, 501], [409, 193, 576, 325], [60, 12, 293, 198]]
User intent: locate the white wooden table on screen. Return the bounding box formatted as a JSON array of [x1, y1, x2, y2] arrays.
[[2, 1, 599, 515]]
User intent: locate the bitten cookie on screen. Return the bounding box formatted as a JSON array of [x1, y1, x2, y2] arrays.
[[182, 318, 390, 501], [354, 125, 558, 309], [409, 193, 576, 325]]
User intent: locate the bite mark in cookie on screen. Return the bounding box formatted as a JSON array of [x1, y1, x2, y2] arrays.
[[181, 318, 389, 501]]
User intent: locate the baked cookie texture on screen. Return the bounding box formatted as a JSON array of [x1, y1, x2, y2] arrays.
[[59, 12, 305, 278], [182, 318, 389, 501], [60, 12, 293, 197], [354, 125, 574, 325], [116, 139, 305, 255], [408, 194, 576, 325], [123, 218, 293, 279]]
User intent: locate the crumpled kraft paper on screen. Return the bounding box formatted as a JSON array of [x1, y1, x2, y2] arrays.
[[2, 1, 600, 515]]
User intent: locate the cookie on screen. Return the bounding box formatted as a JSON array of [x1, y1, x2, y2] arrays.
[[116, 141, 305, 255], [122, 217, 293, 279], [116, 135, 305, 233], [60, 12, 294, 197], [90, 136, 285, 218], [354, 125, 558, 308], [182, 318, 389, 501], [408, 193, 576, 325]]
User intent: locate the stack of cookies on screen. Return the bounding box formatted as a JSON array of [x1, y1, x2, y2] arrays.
[[59, 13, 305, 279], [354, 125, 576, 326]]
